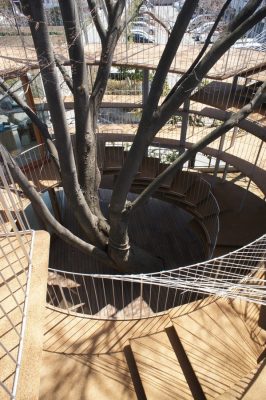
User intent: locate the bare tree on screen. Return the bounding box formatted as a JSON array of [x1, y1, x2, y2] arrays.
[[1, 0, 266, 273]]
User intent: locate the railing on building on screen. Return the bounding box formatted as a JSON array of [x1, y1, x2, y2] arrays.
[[47, 234, 266, 320], [0, 147, 34, 400]]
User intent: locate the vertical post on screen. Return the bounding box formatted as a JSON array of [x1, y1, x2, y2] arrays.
[[48, 187, 62, 223], [214, 133, 226, 179], [179, 98, 190, 156], [231, 74, 239, 94], [240, 140, 264, 210], [230, 125, 239, 148], [20, 74, 44, 145], [222, 162, 230, 182], [142, 69, 149, 106]]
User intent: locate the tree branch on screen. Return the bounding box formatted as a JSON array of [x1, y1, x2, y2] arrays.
[[87, 0, 107, 43], [143, 11, 171, 37], [21, 0, 107, 248], [0, 77, 60, 170], [228, 0, 263, 32], [150, 5, 266, 134], [162, 0, 233, 105], [131, 81, 266, 211], [109, 0, 198, 216], [104, 0, 114, 17], [142, 0, 199, 115], [54, 53, 73, 93], [58, 0, 95, 197], [120, 0, 144, 30], [0, 144, 115, 270]]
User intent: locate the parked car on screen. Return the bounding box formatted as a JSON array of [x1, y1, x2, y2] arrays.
[[173, 1, 185, 11], [129, 29, 155, 43], [131, 21, 155, 35], [150, 0, 175, 5], [188, 14, 216, 32], [233, 30, 266, 51], [197, 30, 221, 43], [191, 22, 216, 41], [135, 15, 155, 26]]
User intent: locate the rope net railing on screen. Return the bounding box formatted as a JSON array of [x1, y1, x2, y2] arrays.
[[47, 234, 265, 320], [0, 146, 34, 400]]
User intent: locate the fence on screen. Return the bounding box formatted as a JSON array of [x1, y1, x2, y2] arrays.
[[0, 146, 34, 400]]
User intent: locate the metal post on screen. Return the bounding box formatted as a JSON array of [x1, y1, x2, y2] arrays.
[[48, 187, 62, 223], [179, 98, 190, 156], [240, 140, 264, 210], [214, 133, 226, 178], [230, 125, 239, 148], [142, 69, 149, 106]]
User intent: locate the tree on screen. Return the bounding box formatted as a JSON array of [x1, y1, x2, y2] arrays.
[[1, 0, 266, 274]]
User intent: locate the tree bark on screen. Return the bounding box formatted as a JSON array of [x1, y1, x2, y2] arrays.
[[21, 0, 107, 248]]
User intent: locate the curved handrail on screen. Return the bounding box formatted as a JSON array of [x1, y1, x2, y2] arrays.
[[47, 233, 266, 319], [14, 141, 220, 255]]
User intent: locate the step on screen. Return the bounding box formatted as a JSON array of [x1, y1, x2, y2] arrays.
[[129, 330, 193, 400], [115, 297, 154, 319], [94, 304, 118, 318], [188, 218, 210, 257], [169, 171, 197, 197], [103, 146, 124, 173], [170, 298, 265, 399], [134, 157, 160, 181], [202, 216, 218, 246], [158, 163, 174, 189], [197, 197, 219, 219], [186, 180, 210, 205], [40, 350, 138, 400], [217, 360, 266, 400]]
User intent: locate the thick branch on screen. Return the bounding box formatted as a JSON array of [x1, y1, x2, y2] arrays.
[[0, 77, 60, 170], [120, 1, 144, 30], [228, 0, 263, 32], [131, 82, 266, 211], [54, 53, 73, 93], [109, 0, 198, 215], [155, 6, 266, 131], [90, 0, 125, 113], [104, 0, 114, 16], [21, 0, 106, 248], [143, 11, 171, 36], [0, 144, 115, 269], [59, 0, 97, 199], [162, 0, 233, 105], [142, 0, 198, 115], [87, 0, 107, 42]]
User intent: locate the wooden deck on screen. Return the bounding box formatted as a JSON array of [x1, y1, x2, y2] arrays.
[[1, 35, 265, 80], [39, 296, 266, 399]]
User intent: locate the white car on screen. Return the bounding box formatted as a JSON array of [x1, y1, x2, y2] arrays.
[[198, 30, 221, 44], [191, 22, 215, 38], [129, 29, 155, 43], [131, 21, 155, 34], [188, 14, 216, 32], [233, 30, 266, 51]]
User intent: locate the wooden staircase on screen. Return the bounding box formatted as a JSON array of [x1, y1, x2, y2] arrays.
[[39, 297, 266, 400]]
